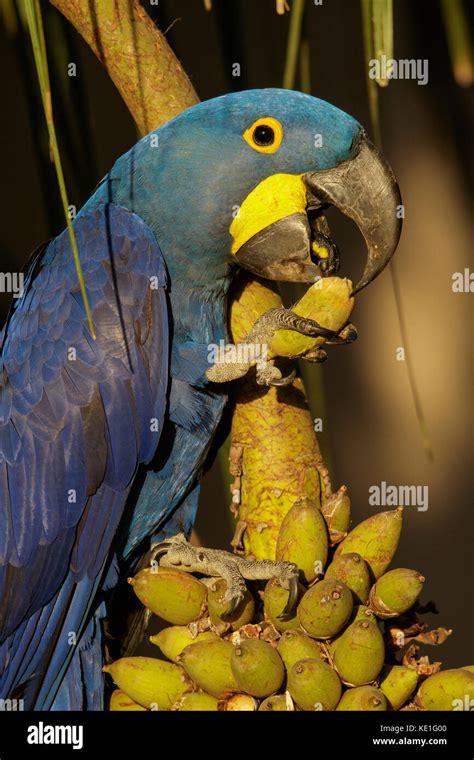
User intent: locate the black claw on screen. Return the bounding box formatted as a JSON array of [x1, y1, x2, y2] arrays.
[[221, 596, 242, 620], [151, 541, 172, 564], [326, 323, 358, 346], [268, 369, 297, 387], [278, 575, 299, 619], [294, 315, 335, 339]]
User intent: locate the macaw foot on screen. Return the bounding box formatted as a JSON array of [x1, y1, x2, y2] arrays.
[[152, 533, 299, 619], [301, 321, 358, 364], [245, 306, 337, 386]]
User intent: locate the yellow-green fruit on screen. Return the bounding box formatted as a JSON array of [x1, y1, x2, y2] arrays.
[[103, 657, 191, 710], [277, 630, 324, 672], [259, 694, 293, 711], [336, 686, 387, 711], [263, 578, 304, 632], [369, 568, 425, 618], [327, 607, 375, 660], [177, 692, 219, 711], [276, 497, 328, 583], [288, 658, 342, 711], [218, 693, 259, 711], [231, 639, 285, 698], [415, 669, 474, 711], [334, 620, 385, 686], [298, 579, 353, 639], [335, 508, 403, 579], [207, 579, 255, 630], [128, 568, 207, 625], [178, 640, 237, 697], [321, 486, 351, 545], [379, 665, 418, 710], [270, 277, 354, 357], [462, 665, 474, 673], [150, 627, 219, 662], [109, 689, 148, 711], [325, 553, 371, 605]]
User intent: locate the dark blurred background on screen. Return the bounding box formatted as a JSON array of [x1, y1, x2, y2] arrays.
[[1, 0, 473, 666]]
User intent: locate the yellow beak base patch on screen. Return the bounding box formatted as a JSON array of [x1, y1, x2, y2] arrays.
[[230, 173, 308, 254]]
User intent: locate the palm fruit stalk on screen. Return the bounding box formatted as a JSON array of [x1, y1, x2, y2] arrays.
[[228, 274, 353, 560]]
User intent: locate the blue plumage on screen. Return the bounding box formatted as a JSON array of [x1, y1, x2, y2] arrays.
[[0, 89, 362, 709]]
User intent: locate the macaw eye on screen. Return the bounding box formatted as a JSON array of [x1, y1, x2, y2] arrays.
[[253, 125, 274, 145], [243, 117, 283, 154]]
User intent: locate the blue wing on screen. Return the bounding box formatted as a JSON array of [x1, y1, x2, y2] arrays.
[[0, 201, 169, 707]]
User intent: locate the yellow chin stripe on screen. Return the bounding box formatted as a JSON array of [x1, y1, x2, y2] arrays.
[[230, 173, 307, 254]]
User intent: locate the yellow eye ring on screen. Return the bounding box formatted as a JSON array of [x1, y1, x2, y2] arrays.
[[243, 117, 284, 154]]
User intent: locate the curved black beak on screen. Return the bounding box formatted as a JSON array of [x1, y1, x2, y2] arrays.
[[303, 130, 402, 293]]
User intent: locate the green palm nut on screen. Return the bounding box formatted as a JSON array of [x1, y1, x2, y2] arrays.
[[334, 619, 385, 686], [150, 627, 219, 662], [335, 507, 403, 579], [369, 568, 425, 618], [298, 579, 353, 639], [321, 485, 351, 545], [276, 497, 329, 583], [263, 578, 304, 632], [128, 568, 207, 625], [336, 685, 387, 711], [325, 553, 371, 605], [207, 579, 255, 630], [288, 658, 342, 711], [230, 639, 285, 698], [415, 668, 474, 711], [379, 665, 418, 710], [259, 694, 293, 711], [176, 691, 219, 711], [277, 630, 324, 672], [103, 657, 192, 710], [178, 640, 238, 697], [327, 606, 375, 661]]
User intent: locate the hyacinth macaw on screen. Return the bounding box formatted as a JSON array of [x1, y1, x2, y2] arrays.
[[0, 89, 401, 710]]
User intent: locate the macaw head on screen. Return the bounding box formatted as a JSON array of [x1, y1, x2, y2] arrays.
[[104, 89, 401, 293]]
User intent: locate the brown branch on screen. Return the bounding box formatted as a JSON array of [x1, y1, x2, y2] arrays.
[[49, 0, 199, 135]]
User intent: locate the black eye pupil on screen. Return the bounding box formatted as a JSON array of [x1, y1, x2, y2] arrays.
[[253, 125, 275, 146]]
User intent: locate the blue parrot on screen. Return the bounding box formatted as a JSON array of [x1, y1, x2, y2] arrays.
[[0, 89, 401, 710]]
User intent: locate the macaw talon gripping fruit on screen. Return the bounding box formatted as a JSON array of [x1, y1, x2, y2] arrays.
[[149, 532, 299, 619]]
